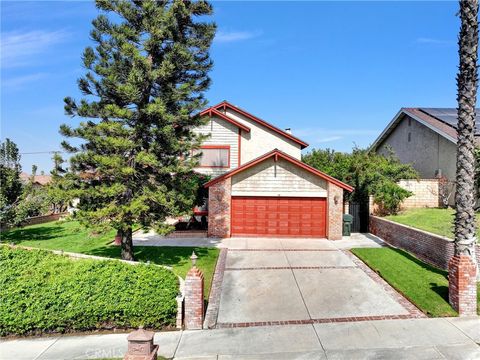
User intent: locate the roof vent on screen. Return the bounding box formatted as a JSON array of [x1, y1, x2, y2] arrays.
[[285, 128, 292, 134]]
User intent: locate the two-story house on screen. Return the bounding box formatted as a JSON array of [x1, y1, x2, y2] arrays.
[[193, 101, 353, 240]]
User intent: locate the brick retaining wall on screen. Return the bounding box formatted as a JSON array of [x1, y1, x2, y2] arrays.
[[23, 213, 68, 226], [369, 216, 480, 271]]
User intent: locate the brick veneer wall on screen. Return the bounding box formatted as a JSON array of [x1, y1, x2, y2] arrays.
[[327, 183, 343, 240], [370, 216, 480, 271], [23, 212, 67, 226], [208, 178, 231, 238], [184, 267, 204, 330]]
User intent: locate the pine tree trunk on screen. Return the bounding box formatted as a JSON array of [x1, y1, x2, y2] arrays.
[[121, 227, 135, 261], [455, 0, 479, 259]]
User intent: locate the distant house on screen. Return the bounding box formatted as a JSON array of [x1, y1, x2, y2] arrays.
[[371, 108, 480, 182], [20, 172, 52, 187]]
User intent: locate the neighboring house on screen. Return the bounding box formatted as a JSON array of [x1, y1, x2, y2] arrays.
[[371, 107, 480, 180], [194, 101, 353, 240], [19, 172, 52, 188], [371, 108, 480, 206]]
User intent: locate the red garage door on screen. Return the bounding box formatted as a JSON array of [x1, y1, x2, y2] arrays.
[[231, 197, 327, 237]]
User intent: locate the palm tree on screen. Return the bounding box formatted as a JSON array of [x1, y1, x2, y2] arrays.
[[450, 0, 478, 315]]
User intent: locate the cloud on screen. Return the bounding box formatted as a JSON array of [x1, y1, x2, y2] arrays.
[[1, 30, 69, 68], [293, 127, 380, 147], [415, 37, 454, 46], [2, 73, 47, 90], [214, 30, 261, 43], [315, 136, 343, 143]]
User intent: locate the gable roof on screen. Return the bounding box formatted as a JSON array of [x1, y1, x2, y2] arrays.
[[202, 101, 308, 149], [199, 107, 251, 132], [370, 107, 460, 151], [20, 172, 52, 186], [419, 107, 480, 135], [204, 149, 354, 192]]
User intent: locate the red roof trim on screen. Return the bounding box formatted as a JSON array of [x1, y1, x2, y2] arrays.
[[204, 149, 354, 192], [210, 101, 309, 149], [199, 108, 251, 132]]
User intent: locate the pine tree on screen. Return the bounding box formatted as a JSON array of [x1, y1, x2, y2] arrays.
[[0, 138, 22, 228], [48, 153, 70, 213], [61, 0, 216, 260]]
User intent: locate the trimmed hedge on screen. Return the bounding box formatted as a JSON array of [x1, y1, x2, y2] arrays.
[[0, 246, 179, 336]]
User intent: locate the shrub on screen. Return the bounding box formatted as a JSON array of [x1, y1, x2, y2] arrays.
[[0, 246, 179, 336], [373, 181, 413, 215]]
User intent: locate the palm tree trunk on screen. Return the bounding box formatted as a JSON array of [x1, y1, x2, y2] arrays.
[[455, 0, 478, 259], [449, 0, 479, 316]]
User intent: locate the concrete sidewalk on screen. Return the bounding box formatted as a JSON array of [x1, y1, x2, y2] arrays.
[[132, 231, 384, 250], [1, 317, 479, 360]]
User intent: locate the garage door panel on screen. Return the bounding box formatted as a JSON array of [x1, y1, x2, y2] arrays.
[[231, 197, 327, 238]]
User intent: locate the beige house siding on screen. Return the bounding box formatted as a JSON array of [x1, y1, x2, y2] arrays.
[[376, 114, 456, 181], [223, 108, 302, 163], [231, 158, 327, 197], [193, 116, 239, 177]]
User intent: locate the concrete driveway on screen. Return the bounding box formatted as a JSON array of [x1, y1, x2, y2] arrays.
[[214, 238, 421, 326]]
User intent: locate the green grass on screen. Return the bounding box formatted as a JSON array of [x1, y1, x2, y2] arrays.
[[0, 220, 219, 298], [0, 220, 116, 253], [385, 208, 480, 240], [0, 246, 179, 336], [351, 247, 480, 317]]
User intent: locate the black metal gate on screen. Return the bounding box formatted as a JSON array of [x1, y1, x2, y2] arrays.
[[348, 202, 369, 233]]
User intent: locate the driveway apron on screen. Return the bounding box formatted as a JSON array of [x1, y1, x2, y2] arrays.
[[215, 238, 420, 327]]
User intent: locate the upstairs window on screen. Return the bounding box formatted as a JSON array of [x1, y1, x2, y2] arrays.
[[194, 146, 230, 168]]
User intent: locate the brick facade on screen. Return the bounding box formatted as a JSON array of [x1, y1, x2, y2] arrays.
[[184, 267, 204, 330], [448, 255, 478, 316], [369, 216, 480, 272], [208, 178, 231, 238], [327, 183, 343, 240]]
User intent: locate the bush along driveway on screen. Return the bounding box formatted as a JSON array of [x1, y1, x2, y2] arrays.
[[351, 247, 480, 317], [0, 246, 179, 337]]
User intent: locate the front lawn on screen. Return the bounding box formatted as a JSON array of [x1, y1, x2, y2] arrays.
[[0, 220, 116, 253], [351, 247, 480, 317], [0, 246, 179, 336], [0, 220, 219, 298], [385, 208, 480, 240]]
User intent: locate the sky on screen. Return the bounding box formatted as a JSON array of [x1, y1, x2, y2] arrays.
[[1, 1, 461, 173]]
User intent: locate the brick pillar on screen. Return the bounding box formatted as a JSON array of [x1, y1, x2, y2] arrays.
[[448, 255, 477, 316], [327, 182, 343, 240], [184, 253, 204, 330], [124, 327, 158, 360], [208, 178, 231, 238]]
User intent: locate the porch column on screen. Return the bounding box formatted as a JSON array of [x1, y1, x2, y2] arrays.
[[328, 182, 343, 240]]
